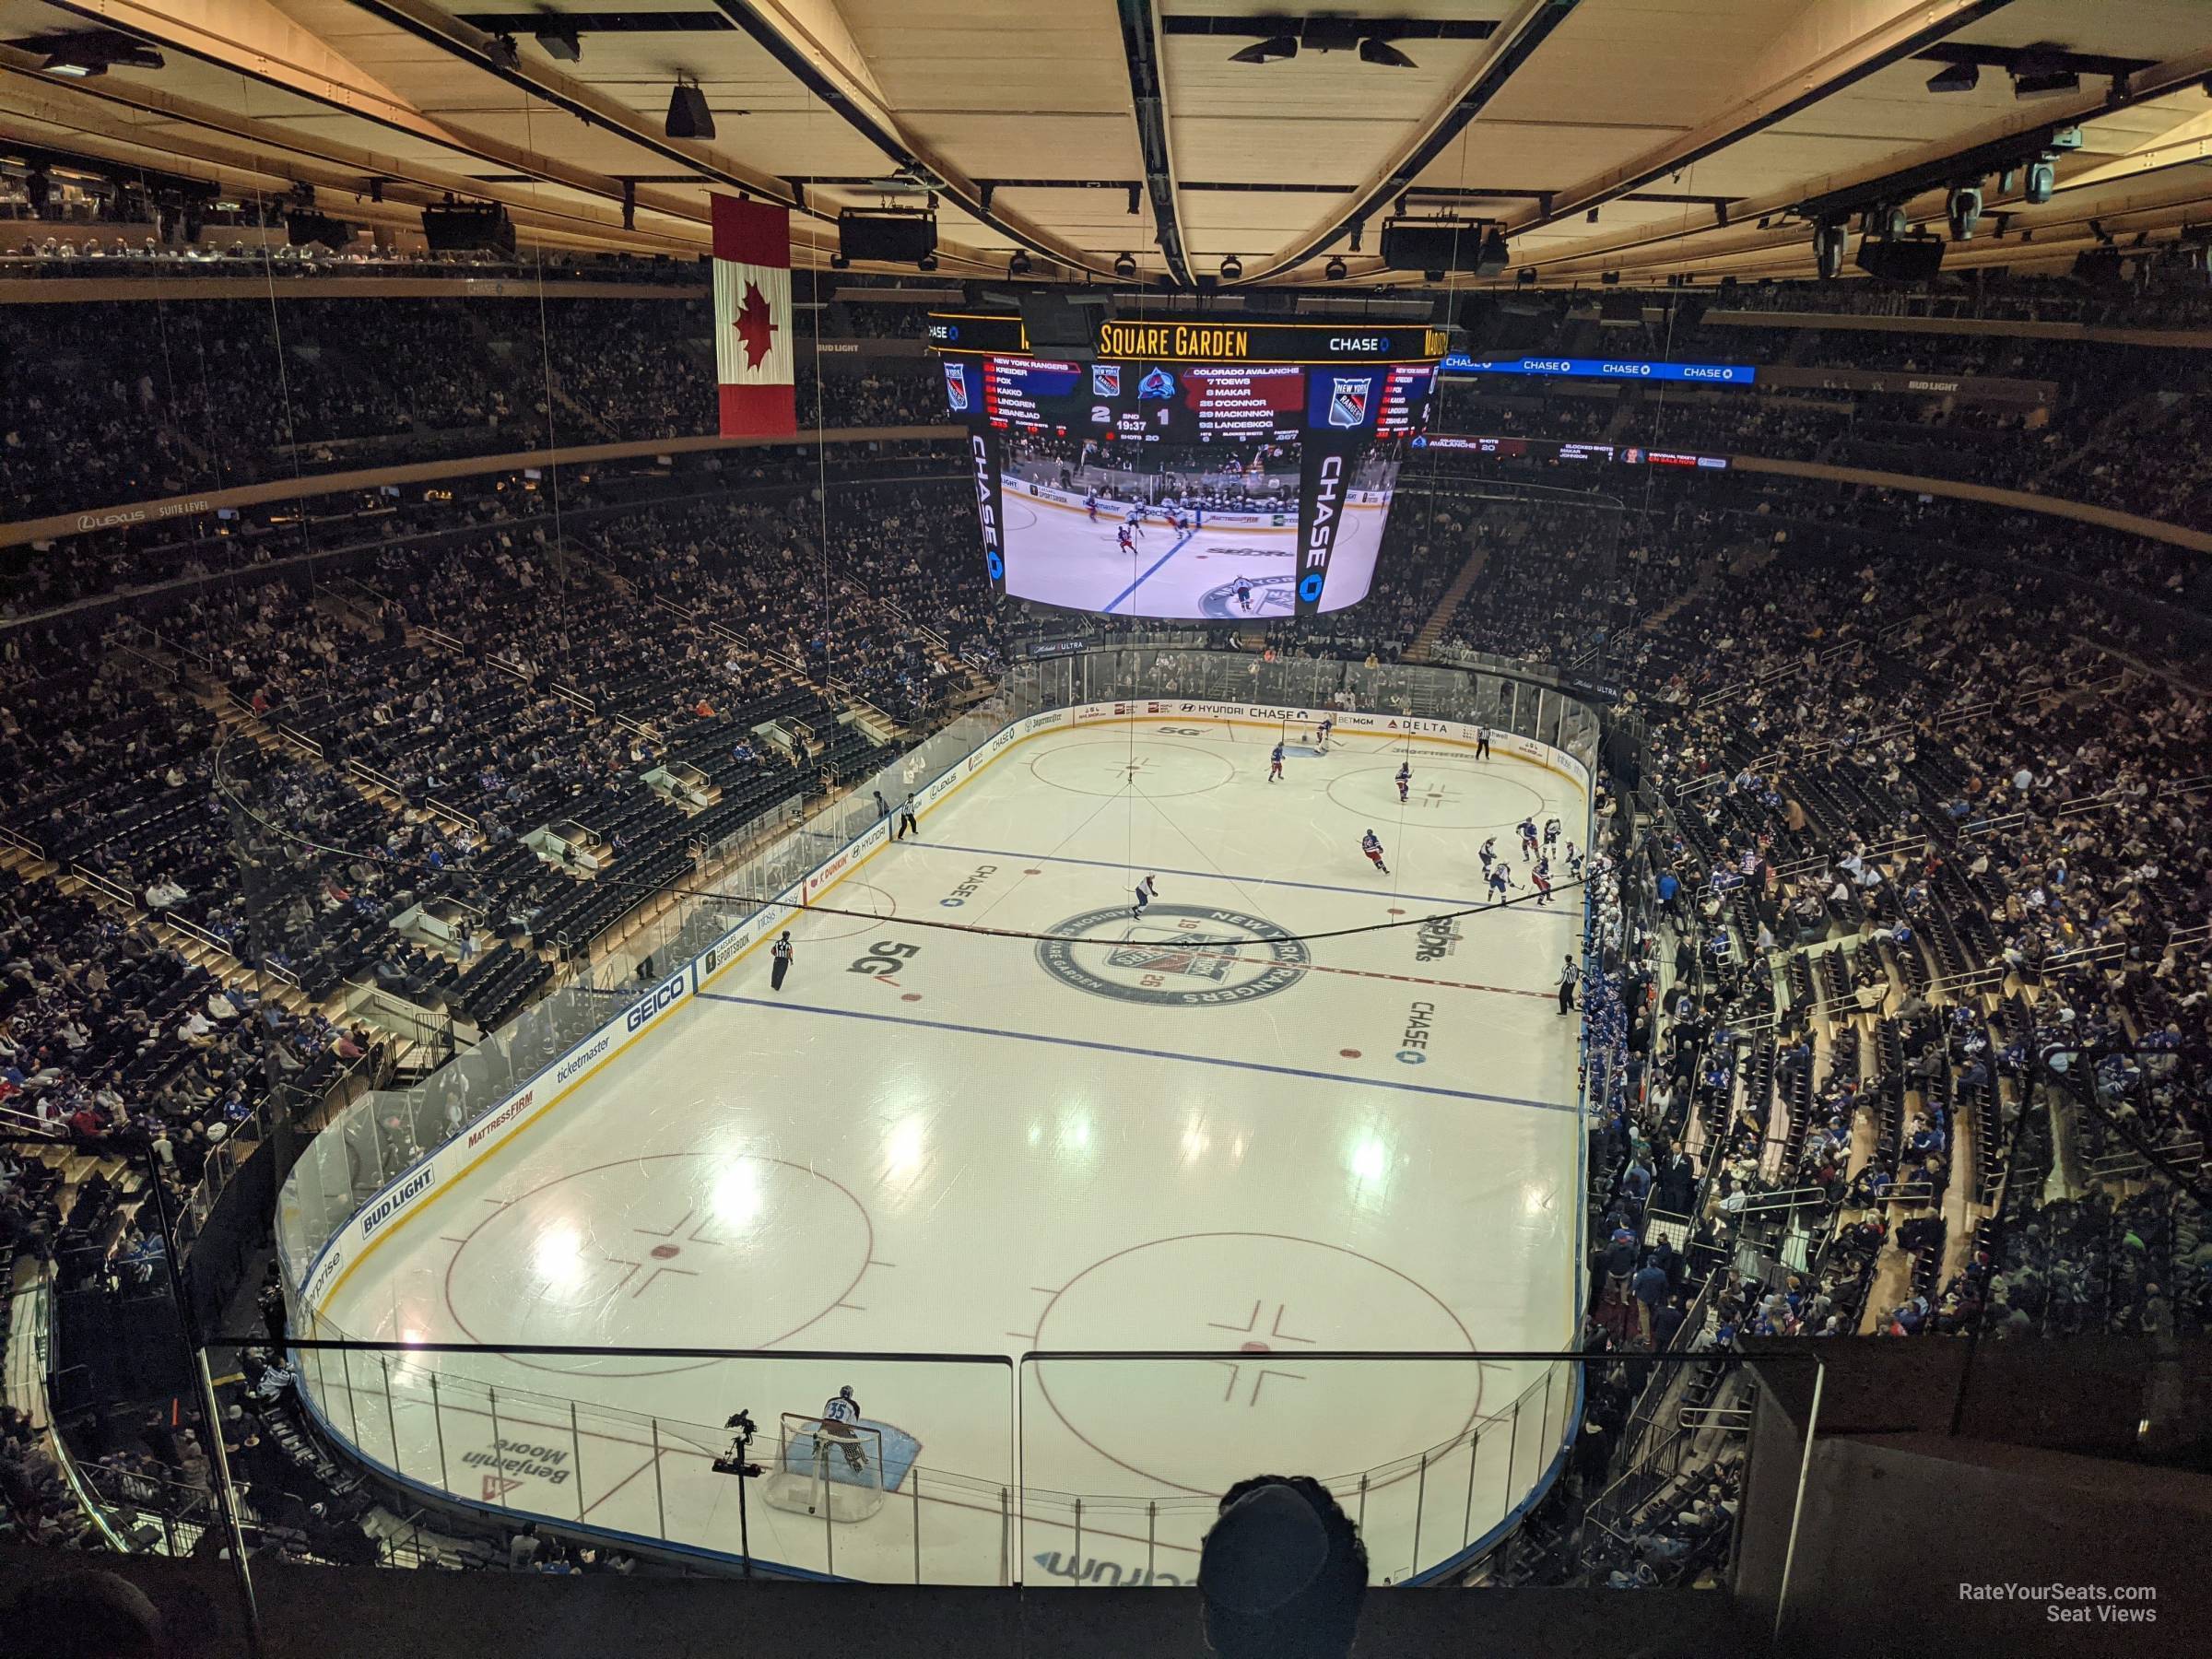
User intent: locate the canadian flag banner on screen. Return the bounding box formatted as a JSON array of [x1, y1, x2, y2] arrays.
[[712, 194, 795, 438]]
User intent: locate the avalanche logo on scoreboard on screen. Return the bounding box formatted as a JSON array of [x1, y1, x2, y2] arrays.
[[944, 361, 971, 414], [1137, 366, 1177, 401], [1327, 376, 1373, 429], [1091, 364, 1122, 396]]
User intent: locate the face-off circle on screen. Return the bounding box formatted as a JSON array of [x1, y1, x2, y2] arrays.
[[1030, 1233, 1483, 1496], [441, 1152, 872, 1376], [1035, 902, 1310, 1007], [1323, 765, 1547, 830], [1027, 738, 1234, 800]]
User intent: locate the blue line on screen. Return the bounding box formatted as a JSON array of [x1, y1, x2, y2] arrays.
[[919, 839, 1583, 917], [697, 990, 1574, 1114], [1101, 528, 1196, 614]]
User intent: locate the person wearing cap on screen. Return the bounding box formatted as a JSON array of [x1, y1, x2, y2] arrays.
[[1199, 1475, 1367, 1659]]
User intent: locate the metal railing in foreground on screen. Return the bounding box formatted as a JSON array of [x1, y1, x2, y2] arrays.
[[272, 1333, 1782, 1587]]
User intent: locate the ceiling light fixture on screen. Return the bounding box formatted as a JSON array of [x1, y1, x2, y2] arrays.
[[1008, 250, 1032, 276], [665, 75, 714, 140], [1220, 253, 1242, 280], [31, 30, 164, 77], [1324, 255, 1348, 281], [1114, 251, 1136, 278], [1359, 39, 1417, 68], [1924, 61, 1979, 93], [485, 32, 522, 71], [534, 23, 582, 64], [1229, 36, 1298, 65], [2010, 51, 2080, 100]]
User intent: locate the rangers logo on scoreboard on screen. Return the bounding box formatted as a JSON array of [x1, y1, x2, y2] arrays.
[[1327, 376, 1373, 428]]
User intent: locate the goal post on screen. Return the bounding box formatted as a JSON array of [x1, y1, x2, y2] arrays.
[[760, 1412, 887, 1524]]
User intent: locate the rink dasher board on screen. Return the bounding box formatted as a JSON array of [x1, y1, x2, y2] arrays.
[[300, 699, 1590, 1318]]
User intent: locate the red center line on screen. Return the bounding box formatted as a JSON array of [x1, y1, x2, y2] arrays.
[[1116, 937, 1550, 999]]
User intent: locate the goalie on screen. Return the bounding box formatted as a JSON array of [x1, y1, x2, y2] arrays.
[[820, 1383, 869, 1477]]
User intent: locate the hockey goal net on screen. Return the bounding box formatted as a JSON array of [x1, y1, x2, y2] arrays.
[[760, 1413, 887, 1524]]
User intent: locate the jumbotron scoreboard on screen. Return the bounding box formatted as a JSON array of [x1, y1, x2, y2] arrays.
[[931, 312, 1445, 621]]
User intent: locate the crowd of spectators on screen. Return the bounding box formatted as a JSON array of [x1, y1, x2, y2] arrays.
[[0, 296, 950, 518]]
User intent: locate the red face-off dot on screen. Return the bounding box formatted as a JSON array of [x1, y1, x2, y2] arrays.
[[1241, 1340, 1270, 1354], [901, 994, 922, 1003], [1340, 1049, 1361, 1058], [650, 1244, 680, 1260], [1386, 908, 1406, 916]]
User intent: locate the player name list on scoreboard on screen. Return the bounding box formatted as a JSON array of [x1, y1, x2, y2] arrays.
[[1374, 365, 1434, 438], [1183, 366, 1304, 440], [978, 357, 1082, 428]]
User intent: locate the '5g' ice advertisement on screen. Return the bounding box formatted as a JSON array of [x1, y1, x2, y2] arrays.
[[941, 354, 1433, 621]]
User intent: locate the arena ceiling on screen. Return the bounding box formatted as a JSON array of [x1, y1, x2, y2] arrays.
[[3, 0, 2211, 288]]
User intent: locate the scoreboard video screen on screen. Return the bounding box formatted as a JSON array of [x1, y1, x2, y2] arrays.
[[934, 315, 1442, 621]]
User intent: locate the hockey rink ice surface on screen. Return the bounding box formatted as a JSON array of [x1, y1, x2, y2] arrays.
[[315, 718, 1586, 1583], [999, 497, 1388, 618]]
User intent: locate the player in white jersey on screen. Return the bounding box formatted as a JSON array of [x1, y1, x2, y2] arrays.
[[1395, 761, 1412, 804], [1124, 506, 1146, 540], [820, 1384, 868, 1475], [1130, 873, 1159, 919]]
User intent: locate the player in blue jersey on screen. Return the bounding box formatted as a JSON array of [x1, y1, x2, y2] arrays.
[[1268, 742, 1285, 782], [1361, 830, 1389, 875]]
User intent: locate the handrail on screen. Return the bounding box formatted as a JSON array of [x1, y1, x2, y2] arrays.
[[68, 861, 140, 911]]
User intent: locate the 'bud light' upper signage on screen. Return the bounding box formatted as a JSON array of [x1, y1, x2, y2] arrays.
[[1441, 355, 1756, 384]]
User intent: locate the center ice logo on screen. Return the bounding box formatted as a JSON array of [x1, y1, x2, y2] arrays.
[[1036, 903, 1309, 1007], [1104, 927, 1241, 982]]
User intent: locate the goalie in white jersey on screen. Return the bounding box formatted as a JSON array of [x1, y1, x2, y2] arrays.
[[820, 1383, 869, 1476]]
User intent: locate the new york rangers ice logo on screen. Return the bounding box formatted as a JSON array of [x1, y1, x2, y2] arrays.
[[944, 362, 971, 413], [1106, 928, 1239, 982], [1037, 903, 1309, 1007], [1327, 377, 1372, 428], [1092, 364, 1122, 396], [1138, 366, 1177, 401]]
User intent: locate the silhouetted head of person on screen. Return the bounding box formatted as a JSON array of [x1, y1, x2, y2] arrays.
[[1199, 1475, 1368, 1659], [6, 1571, 164, 1659]]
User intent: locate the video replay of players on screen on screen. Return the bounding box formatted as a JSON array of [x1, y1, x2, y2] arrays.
[[931, 314, 1444, 622]]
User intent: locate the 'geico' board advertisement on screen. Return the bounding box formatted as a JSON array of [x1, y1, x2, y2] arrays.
[[310, 954, 700, 1304]]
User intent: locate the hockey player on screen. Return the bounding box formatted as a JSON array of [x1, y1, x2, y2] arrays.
[[1486, 862, 1513, 903], [1518, 817, 1539, 861], [1316, 717, 1333, 750], [821, 1383, 868, 1476], [1475, 724, 1491, 760], [1565, 841, 1585, 880], [1543, 816, 1561, 853], [1234, 575, 1254, 613], [1395, 761, 1412, 804], [1085, 491, 1100, 522], [1268, 742, 1285, 782], [1130, 873, 1159, 920], [1117, 523, 1136, 557], [1361, 830, 1389, 875], [1478, 836, 1497, 873], [1532, 857, 1554, 907], [1124, 505, 1147, 541]]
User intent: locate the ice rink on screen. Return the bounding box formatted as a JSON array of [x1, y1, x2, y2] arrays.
[[312, 716, 1589, 1583], [999, 495, 1389, 618]]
